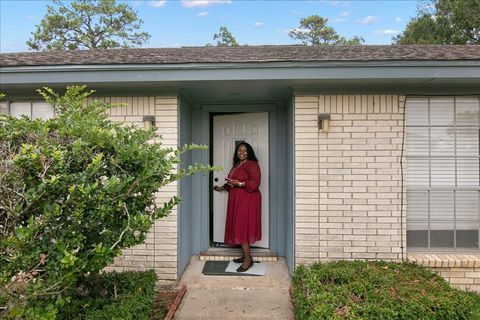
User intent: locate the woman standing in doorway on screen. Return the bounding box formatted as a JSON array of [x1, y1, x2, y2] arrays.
[[214, 142, 261, 272]]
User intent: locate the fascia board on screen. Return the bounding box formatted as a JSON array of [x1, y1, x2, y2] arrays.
[[1, 61, 480, 85]]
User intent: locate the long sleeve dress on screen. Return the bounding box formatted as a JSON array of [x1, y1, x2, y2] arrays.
[[223, 160, 262, 245]]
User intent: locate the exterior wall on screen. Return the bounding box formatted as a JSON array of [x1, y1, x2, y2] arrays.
[[294, 94, 406, 265], [408, 254, 480, 292], [88, 96, 179, 285], [0, 101, 7, 113]]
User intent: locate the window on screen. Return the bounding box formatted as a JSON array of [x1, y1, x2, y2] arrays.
[[2, 101, 54, 119], [406, 97, 480, 250]]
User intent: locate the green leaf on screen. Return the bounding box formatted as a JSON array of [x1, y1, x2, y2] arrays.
[[14, 227, 29, 240]]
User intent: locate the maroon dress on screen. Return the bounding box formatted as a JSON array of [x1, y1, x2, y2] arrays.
[[223, 160, 262, 245]]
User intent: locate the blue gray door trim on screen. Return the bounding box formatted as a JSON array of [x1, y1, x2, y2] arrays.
[[190, 103, 291, 260]]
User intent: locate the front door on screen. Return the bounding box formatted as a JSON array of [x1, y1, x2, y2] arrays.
[[212, 112, 269, 248]]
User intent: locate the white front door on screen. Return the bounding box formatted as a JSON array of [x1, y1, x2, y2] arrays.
[[213, 112, 269, 248]]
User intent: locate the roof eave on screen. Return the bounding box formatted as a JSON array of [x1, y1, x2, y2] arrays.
[[1, 60, 480, 87]]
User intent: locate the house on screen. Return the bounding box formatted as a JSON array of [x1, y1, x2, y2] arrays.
[[1, 45, 479, 291]]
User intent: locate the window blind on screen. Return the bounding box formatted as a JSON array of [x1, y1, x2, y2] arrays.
[[406, 96, 480, 250]]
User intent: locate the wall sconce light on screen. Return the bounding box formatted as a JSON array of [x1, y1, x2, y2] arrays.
[[143, 115, 155, 129], [318, 114, 331, 132]]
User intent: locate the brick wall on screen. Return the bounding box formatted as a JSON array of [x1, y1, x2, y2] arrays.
[[408, 254, 480, 292], [88, 96, 179, 285], [294, 95, 407, 265]]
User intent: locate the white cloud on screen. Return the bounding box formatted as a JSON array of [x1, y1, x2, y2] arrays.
[[358, 16, 378, 24], [395, 17, 402, 22], [289, 27, 308, 34], [181, 0, 232, 8], [333, 11, 350, 22], [373, 29, 399, 35], [291, 10, 302, 15], [254, 22, 265, 27], [149, 0, 166, 7], [24, 15, 35, 20], [196, 11, 209, 16]]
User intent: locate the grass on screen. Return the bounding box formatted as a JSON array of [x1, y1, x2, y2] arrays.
[[292, 260, 480, 320]]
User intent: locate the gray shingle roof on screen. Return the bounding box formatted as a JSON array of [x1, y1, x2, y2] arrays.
[[1, 45, 479, 67]]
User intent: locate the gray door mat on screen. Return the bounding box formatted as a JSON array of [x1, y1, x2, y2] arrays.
[[201, 260, 263, 276]]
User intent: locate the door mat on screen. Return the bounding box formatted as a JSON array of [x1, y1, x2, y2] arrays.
[[201, 260, 267, 276]]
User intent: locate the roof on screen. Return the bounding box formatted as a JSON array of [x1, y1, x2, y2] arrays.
[[1, 45, 479, 67]]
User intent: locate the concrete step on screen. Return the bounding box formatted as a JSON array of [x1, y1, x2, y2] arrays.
[[199, 248, 278, 262]]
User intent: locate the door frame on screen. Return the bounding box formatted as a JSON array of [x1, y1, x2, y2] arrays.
[[191, 103, 284, 254], [211, 112, 270, 248]]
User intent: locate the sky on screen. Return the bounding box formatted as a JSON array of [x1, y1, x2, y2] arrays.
[[0, 0, 421, 53]]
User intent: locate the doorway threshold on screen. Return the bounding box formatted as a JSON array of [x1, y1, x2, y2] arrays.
[[200, 247, 278, 262]]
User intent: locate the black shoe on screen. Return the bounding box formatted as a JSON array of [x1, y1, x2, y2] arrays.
[[236, 259, 254, 273], [233, 256, 244, 263]]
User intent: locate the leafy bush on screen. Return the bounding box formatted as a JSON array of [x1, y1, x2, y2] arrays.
[[292, 260, 480, 320], [59, 270, 157, 320], [0, 86, 213, 318]]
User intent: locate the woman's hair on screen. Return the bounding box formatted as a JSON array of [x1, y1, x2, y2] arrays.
[[233, 141, 258, 165]]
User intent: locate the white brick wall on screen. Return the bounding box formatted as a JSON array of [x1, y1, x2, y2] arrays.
[[295, 95, 407, 265], [89, 96, 179, 284]]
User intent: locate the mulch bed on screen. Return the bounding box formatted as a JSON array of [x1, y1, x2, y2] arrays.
[[151, 285, 187, 320]]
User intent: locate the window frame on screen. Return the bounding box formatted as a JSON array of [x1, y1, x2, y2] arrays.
[[4, 100, 55, 119], [406, 95, 480, 252]]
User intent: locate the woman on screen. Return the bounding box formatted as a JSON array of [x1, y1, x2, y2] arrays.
[[214, 142, 261, 272]]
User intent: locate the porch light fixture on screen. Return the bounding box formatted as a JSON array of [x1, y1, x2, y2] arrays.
[[318, 114, 331, 132], [143, 115, 155, 129]]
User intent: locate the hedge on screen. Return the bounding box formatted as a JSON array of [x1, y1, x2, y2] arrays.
[[292, 260, 480, 320]]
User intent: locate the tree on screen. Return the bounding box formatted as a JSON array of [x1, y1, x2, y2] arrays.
[[337, 35, 365, 45], [394, 0, 480, 44], [27, 0, 150, 51], [210, 26, 239, 47], [289, 15, 364, 45], [0, 86, 214, 318]]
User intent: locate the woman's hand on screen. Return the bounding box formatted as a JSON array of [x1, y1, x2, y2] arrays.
[[213, 185, 224, 192], [225, 178, 244, 187]]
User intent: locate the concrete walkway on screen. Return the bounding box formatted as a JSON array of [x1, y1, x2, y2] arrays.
[[174, 256, 294, 320]]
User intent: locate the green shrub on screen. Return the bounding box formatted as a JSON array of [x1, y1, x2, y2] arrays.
[[59, 270, 157, 320], [292, 260, 480, 320], [0, 86, 214, 318]]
